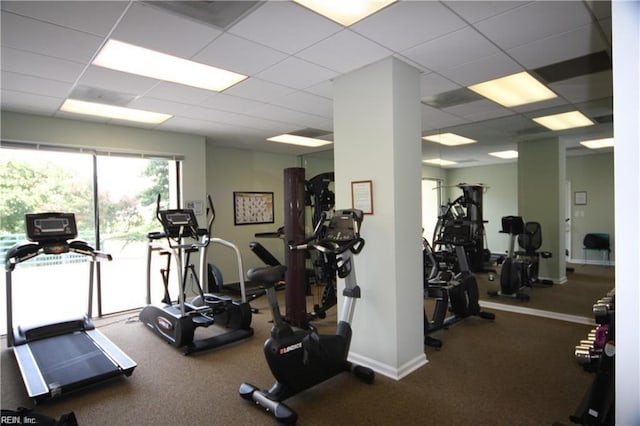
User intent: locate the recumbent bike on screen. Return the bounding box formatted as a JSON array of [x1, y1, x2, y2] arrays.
[[239, 209, 374, 424]]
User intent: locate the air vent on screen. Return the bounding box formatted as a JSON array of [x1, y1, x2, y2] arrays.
[[421, 88, 483, 109], [593, 114, 613, 124], [290, 128, 333, 139], [532, 51, 612, 84], [514, 126, 548, 136], [143, 1, 263, 30], [69, 86, 136, 106]]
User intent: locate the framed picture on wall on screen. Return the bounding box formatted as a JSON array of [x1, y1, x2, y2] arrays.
[[351, 180, 374, 214], [233, 192, 275, 225]]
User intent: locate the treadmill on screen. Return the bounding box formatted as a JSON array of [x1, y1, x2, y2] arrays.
[[5, 212, 136, 402]]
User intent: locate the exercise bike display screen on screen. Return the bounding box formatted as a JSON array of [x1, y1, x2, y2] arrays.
[[26, 213, 77, 242]]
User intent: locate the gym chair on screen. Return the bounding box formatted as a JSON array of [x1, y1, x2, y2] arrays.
[[583, 233, 611, 266]]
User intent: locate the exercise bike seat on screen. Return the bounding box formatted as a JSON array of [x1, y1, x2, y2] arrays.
[[247, 265, 287, 289]]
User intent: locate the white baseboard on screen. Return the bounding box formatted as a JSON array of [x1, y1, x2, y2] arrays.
[[348, 351, 428, 381]]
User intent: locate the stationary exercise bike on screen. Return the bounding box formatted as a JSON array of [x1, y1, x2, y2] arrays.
[[239, 209, 374, 424], [488, 216, 552, 301], [424, 221, 495, 349], [139, 195, 253, 354]]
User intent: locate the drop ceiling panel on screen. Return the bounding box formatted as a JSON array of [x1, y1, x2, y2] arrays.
[[421, 105, 470, 131], [224, 78, 296, 103], [1, 12, 103, 63], [228, 2, 342, 55], [145, 82, 213, 106], [193, 33, 288, 76], [271, 90, 333, 118], [1, 90, 61, 115], [420, 73, 461, 98], [256, 104, 332, 130], [255, 57, 338, 90], [442, 52, 522, 86], [110, 3, 221, 57], [442, 99, 512, 122], [128, 97, 192, 116], [0, 1, 128, 36], [0, 47, 85, 83], [78, 66, 159, 97], [402, 27, 500, 72], [297, 29, 393, 74], [474, 1, 594, 50], [549, 70, 613, 103], [199, 93, 265, 115], [304, 81, 333, 99], [351, 1, 467, 52], [444, 1, 530, 24], [507, 25, 609, 70], [1, 72, 72, 98]]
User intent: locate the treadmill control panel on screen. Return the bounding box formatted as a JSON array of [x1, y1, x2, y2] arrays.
[[26, 213, 77, 243]]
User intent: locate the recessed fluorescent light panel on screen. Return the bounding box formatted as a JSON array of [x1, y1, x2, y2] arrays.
[[580, 138, 614, 149], [267, 134, 333, 148], [468, 71, 557, 107], [422, 133, 477, 146], [60, 99, 172, 124], [293, 0, 397, 26], [532, 111, 594, 131], [93, 40, 247, 92], [423, 158, 457, 166], [489, 150, 519, 159]]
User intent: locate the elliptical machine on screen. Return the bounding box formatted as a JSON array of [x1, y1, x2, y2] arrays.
[[139, 195, 253, 354], [424, 220, 495, 349], [239, 209, 374, 424]]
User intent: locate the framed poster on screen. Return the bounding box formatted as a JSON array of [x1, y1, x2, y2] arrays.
[[351, 180, 373, 214], [233, 192, 275, 225], [574, 191, 587, 205]]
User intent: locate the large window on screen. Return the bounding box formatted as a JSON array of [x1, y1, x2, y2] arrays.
[[0, 145, 178, 334]]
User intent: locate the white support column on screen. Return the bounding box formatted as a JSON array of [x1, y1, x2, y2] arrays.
[[333, 57, 426, 379]]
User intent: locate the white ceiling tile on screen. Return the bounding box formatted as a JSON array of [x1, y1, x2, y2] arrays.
[[127, 97, 191, 116], [110, 2, 221, 58], [1, 89, 61, 115], [403, 27, 500, 72], [351, 1, 467, 51], [2, 71, 72, 98], [144, 82, 213, 106], [442, 99, 511, 122], [1, 1, 128, 36], [78, 66, 159, 96], [256, 57, 338, 90], [443, 52, 522, 86], [297, 29, 393, 74], [421, 105, 470, 130], [224, 78, 295, 103], [193, 33, 288, 76], [0, 47, 85, 83], [271, 90, 333, 118], [1, 12, 103, 63], [420, 73, 461, 97], [507, 25, 608, 69], [549, 70, 613, 103], [474, 1, 594, 50], [228, 2, 342, 55], [304, 81, 333, 99], [256, 104, 332, 131], [444, 1, 530, 23], [199, 93, 265, 115]]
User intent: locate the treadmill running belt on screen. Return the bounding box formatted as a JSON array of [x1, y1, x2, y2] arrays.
[[29, 332, 119, 388]]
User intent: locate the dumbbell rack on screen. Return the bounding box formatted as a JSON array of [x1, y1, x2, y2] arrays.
[[570, 289, 615, 425]]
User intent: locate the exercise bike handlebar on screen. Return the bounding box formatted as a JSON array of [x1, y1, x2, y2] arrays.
[[289, 236, 365, 255]]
